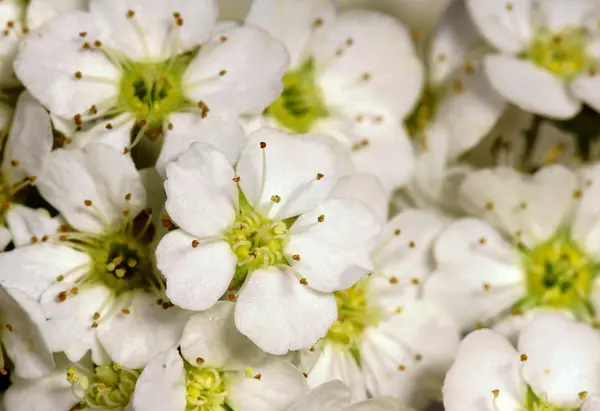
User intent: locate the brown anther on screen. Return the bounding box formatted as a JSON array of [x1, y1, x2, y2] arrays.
[[125, 193, 132, 201], [475, 321, 484, 329], [520, 353, 528, 362], [465, 60, 476, 74], [260, 141, 267, 149], [79, 31, 88, 37], [21, 26, 29, 34], [411, 278, 420, 285], [232, 176, 240, 183], [573, 189, 583, 199], [580, 391, 588, 400], [198, 100, 210, 118], [270, 195, 281, 203], [91, 322, 99, 328], [589, 67, 597, 77], [317, 215, 325, 223], [139, 119, 148, 127], [415, 354, 423, 361], [30, 236, 38, 244], [5, 324, 12, 332], [220, 35, 228, 42], [394, 229, 401, 235], [313, 17, 323, 27], [479, 237, 487, 245], [176, 18, 184, 26], [335, 48, 343, 56], [105, 123, 113, 130], [292, 254, 301, 261], [253, 374, 262, 380], [483, 282, 491, 291], [303, 372, 308, 377], [70, 287, 79, 295], [93, 312, 100, 320], [84, 199, 93, 207], [374, 115, 384, 122], [94, 40, 102, 47], [2, 30, 8, 36], [59, 235, 68, 242], [389, 276, 398, 285], [397, 364, 406, 372], [126, 10, 135, 18], [191, 240, 199, 248], [299, 278, 308, 285], [56, 275, 64, 282], [452, 79, 464, 93], [173, 12, 181, 18], [0, 368, 7, 376], [219, 69, 227, 76], [74, 71, 83, 79], [73, 113, 82, 125], [123, 147, 130, 154], [361, 72, 371, 81], [89, 105, 98, 115], [519, 201, 527, 210], [228, 293, 236, 301], [10, 159, 18, 167], [346, 38, 354, 46], [409, 241, 415, 248], [492, 389, 500, 398], [6, 21, 14, 28], [123, 209, 130, 217], [315, 173, 325, 181], [485, 201, 494, 211], [196, 357, 204, 365], [121, 308, 130, 315], [162, 302, 170, 309]]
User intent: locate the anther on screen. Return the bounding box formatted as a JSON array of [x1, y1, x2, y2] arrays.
[[316, 173, 324, 180], [10, 159, 18, 167], [492, 389, 499, 398], [361, 72, 371, 81], [254, 374, 262, 380], [346, 38, 354, 46], [79, 32, 87, 37], [520, 354, 528, 362], [389, 276, 398, 284], [219, 69, 227, 76], [191, 240, 199, 248], [260, 142, 267, 149], [580, 391, 588, 400], [105, 123, 113, 130], [58, 291, 68, 302], [479, 237, 487, 245], [30, 236, 38, 244], [573, 189, 583, 199], [299, 278, 308, 285], [232, 176, 240, 183], [198, 100, 210, 118], [167, 122, 174, 130], [93, 312, 100, 320], [126, 10, 135, 18], [74, 71, 83, 79], [91, 322, 99, 328], [317, 215, 325, 223], [313, 17, 324, 28], [409, 241, 415, 248], [220, 35, 228, 43], [125, 193, 132, 201], [483, 283, 491, 291], [5, 324, 12, 332], [196, 357, 204, 365], [397, 364, 406, 372], [84, 200, 93, 207], [270, 195, 281, 203], [121, 309, 130, 315], [292, 254, 301, 261], [411, 278, 420, 285], [94, 40, 102, 47], [485, 201, 494, 211], [394, 229, 401, 235]]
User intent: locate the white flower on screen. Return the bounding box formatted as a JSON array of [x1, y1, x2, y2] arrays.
[[26, 0, 88, 31], [0, 144, 190, 368], [287, 380, 410, 411], [443, 313, 600, 411], [0, 0, 28, 86], [299, 209, 459, 409], [467, 0, 600, 119], [244, 0, 422, 193], [425, 163, 600, 335], [132, 302, 307, 411], [155, 128, 382, 355], [14, 0, 289, 163], [5, 353, 138, 411]]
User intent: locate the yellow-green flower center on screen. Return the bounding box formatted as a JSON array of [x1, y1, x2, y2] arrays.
[[518, 234, 595, 316], [265, 59, 328, 133], [404, 87, 438, 146], [525, 385, 580, 411], [325, 280, 381, 348], [185, 364, 227, 411], [527, 27, 593, 81], [67, 363, 140, 409]]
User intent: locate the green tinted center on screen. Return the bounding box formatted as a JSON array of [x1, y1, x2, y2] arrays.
[[404, 88, 438, 145], [525, 385, 581, 411], [185, 363, 227, 411]]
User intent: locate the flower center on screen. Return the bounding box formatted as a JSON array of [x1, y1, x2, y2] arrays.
[[519, 234, 594, 315], [67, 363, 140, 409], [265, 59, 328, 133], [525, 385, 580, 411], [325, 280, 381, 347], [404, 87, 438, 146], [527, 27, 593, 81], [118, 55, 191, 130], [185, 363, 227, 411]]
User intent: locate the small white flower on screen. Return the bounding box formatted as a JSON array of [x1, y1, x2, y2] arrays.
[[14, 0, 289, 162], [467, 0, 600, 119], [132, 302, 307, 411], [245, 0, 422, 193], [425, 163, 600, 335], [443, 313, 600, 411], [26, 0, 87, 31], [287, 380, 410, 411], [155, 128, 382, 355], [300, 210, 459, 409], [0, 144, 189, 368]]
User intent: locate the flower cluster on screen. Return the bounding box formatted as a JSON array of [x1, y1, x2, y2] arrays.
[[0, 0, 599, 410]]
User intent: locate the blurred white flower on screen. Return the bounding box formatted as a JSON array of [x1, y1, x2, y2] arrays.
[[132, 302, 306, 411], [444, 313, 600, 411], [245, 0, 422, 193], [0, 144, 190, 368], [426, 163, 600, 335], [155, 128, 382, 355], [467, 0, 600, 119]]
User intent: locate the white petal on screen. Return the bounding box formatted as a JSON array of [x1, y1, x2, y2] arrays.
[[164, 142, 237, 237], [227, 357, 308, 411], [156, 230, 236, 311], [237, 128, 340, 219], [314, 10, 422, 120], [328, 173, 388, 222], [132, 347, 186, 411], [0, 92, 52, 185], [14, 12, 120, 118], [234, 267, 337, 355], [0, 287, 54, 379], [89, 0, 218, 60], [0, 1, 25, 86], [573, 164, 600, 256], [519, 312, 600, 407], [36, 144, 146, 234], [183, 25, 289, 116], [583, 396, 600, 411], [287, 198, 380, 292], [0, 226, 11, 251], [156, 112, 245, 178], [71, 114, 135, 153], [245, 0, 335, 67], [348, 398, 407, 411], [287, 380, 351, 411], [529, 121, 577, 168], [484, 54, 580, 119], [307, 344, 366, 402], [98, 291, 190, 369], [424, 218, 524, 330], [179, 301, 265, 370], [4, 367, 76, 411], [571, 71, 600, 113], [538, 0, 599, 31], [0, 243, 89, 300], [443, 329, 525, 411], [26, 0, 87, 30], [4, 205, 61, 248], [466, 0, 532, 53]]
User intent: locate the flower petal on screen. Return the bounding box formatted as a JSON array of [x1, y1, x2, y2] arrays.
[[348, 398, 407, 411], [132, 347, 187, 411], [26, 0, 87, 30], [443, 329, 524, 411], [328, 172, 388, 222], [571, 71, 600, 113], [519, 312, 600, 407], [287, 198, 381, 292], [287, 380, 351, 411], [4, 366, 76, 411], [156, 230, 236, 311], [5, 205, 61, 248], [484, 54, 580, 119], [234, 267, 337, 355], [237, 128, 340, 219], [179, 301, 265, 370], [164, 142, 237, 237], [572, 164, 600, 256], [183, 25, 289, 116], [14, 12, 120, 118], [538, 0, 599, 31], [71, 114, 135, 153]]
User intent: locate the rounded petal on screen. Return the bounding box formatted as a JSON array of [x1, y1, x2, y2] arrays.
[[443, 329, 525, 411], [466, 0, 532, 53], [164, 142, 237, 237], [157, 112, 245, 178], [529, 121, 577, 168], [183, 25, 290, 116], [132, 347, 186, 411], [572, 164, 600, 256], [287, 380, 351, 411], [237, 129, 340, 219], [539, 0, 599, 31], [98, 291, 191, 369], [36, 144, 146, 234], [234, 268, 337, 355], [571, 71, 600, 114], [348, 398, 407, 411], [14, 12, 120, 118], [0, 226, 11, 251], [227, 357, 308, 411], [328, 172, 388, 222], [4, 368, 76, 411], [484, 54, 580, 119], [179, 301, 265, 370], [156, 230, 236, 311], [89, 0, 218, 59], [4, 205, 61, 248], [71, 114, 135, 153], [26, 0, 88, 30], [519, 313, 600, 407], [287, 198, 381, 293]]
